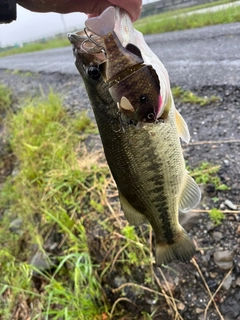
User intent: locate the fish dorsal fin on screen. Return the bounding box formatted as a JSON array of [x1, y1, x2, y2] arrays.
[[119, 192, 147, 225], [125, 43, 143, 60], [174, 108, 190, 143], [120, 96, 135, 112], [179, 174, 201, 213], [85, 6, 115, 37]]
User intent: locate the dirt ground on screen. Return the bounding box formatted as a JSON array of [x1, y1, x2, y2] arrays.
[[0, 69, 239, 319]]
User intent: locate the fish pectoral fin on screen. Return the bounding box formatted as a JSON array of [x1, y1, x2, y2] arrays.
[[179, 174, 201, 213], [85, 6, 115, 37], [155, 228, 195, 265], [120, 96, 135, 112], [119, 192, 147, 226], [174, 108, 190, 143], [125, 43, 143, 60]]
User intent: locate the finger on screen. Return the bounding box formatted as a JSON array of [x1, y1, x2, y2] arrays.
[[17, 0, 142, 21]]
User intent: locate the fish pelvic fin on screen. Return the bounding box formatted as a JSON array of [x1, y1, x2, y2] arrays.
[[155, 228, 195, 265], [85, 7, 116, 37], [179, 174, 201, 213], [120, 96, 135, 112], [119, 192, 147, 225], [174, 108, 190, 143]]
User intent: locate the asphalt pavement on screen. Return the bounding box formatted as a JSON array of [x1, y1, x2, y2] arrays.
[[0, 22, 239, 88]]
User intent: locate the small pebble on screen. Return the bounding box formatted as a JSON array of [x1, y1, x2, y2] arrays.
[[113, 276, 126, 288], [223, 159, 230, 166], [225, 199, 237, 210], [196, 308, 204, 314], [220, 203, 225, 209], [177, 302, 185, 311], [236, 277, 240, 287], [30, 250, 55, 274], [206, 221, 215, 231], [222, 274, 233, 291], [236, 225, 240, 235], [213, 250, 234, 271], [212, 231, 223, 241], [9, 217, 23, 235]]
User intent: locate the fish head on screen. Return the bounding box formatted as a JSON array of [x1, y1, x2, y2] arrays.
[[68, 31, 119, 120]]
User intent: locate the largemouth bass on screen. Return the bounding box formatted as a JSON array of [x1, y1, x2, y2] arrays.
[[68, 7, 201, 265]]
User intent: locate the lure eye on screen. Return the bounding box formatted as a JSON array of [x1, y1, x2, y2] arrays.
[[87, 66, 101, 80], [139, 94, 148, 103], [147, 113, 155, 120]]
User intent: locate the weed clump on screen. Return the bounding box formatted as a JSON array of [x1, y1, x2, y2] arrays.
[[0, 84, 12, 111], [172, 86, 219, 106], [209, 208, 225, 225], [188, 161, 230, 191]]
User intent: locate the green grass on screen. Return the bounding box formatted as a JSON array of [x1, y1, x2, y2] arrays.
[[188, 162, 230, 225], [172, 86, 219, 106], [134, 1, 240, 34], [0, 37, 70, 57], [188, 161, 230, 191], [209, 208, 225, 225], [0, 84, 12, 112], [141, 0, 236, 19]]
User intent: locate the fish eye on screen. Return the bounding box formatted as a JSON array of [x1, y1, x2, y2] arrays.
[[147, 113, 155, 120], [139, 94, 148, 103], [87, 66, 101, 80]]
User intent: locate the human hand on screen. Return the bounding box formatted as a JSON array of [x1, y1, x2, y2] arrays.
[[17, 0, 142, 21]]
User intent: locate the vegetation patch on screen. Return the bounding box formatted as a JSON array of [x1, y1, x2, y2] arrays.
[[172, 86, 219, 106], [209, 208, 225, 225], [0, 37, 70, 58], [188, 161, 230, 191], [0, 84, 12, 113], [134, 2, 240, 34]]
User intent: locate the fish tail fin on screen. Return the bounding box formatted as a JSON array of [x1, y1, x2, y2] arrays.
[[155, 229, 195, 265], [85, 7, 116, 37]]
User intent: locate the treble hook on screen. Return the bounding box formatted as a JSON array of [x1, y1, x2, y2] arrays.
[[82, 27, 106, 54]]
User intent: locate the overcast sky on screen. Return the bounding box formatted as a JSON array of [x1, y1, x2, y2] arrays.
[[0, 0, 157, 47]]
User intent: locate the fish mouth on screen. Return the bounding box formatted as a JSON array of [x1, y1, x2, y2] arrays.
[[68, 30, 106, 63]]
